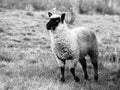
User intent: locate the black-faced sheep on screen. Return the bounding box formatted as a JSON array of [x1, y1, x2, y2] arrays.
[[46, 12, 98, 82]]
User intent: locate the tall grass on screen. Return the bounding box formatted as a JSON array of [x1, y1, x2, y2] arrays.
[[0, 0, 120, 14]]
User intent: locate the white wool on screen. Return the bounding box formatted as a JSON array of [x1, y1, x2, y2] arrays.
[[50, 14, 60, 19], [49, 30, 64, 66], [49, 15, 98, 67]]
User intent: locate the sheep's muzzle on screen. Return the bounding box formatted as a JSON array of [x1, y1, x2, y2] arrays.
[[46, 22, 51, 30]]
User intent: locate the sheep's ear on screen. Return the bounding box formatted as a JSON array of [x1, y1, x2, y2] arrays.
[[61, 13, 65, 23], [48, 12, 52, 17]]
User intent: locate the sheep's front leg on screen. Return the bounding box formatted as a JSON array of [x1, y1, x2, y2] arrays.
[[70, 67, 80, 82], [53, 53, 66, 82], [60, 60, 66, 82], [51, 49, 66, 82], [70, 60, 80, 82]]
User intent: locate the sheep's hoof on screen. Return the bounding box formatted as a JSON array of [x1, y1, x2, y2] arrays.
[[84, 75, 89, 80], [60, 77, 65, 83], [94, 75, 98, 81], [74, 76, 80, 82]]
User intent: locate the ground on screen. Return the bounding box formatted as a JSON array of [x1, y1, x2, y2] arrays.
[[0, 9, 120, 90]]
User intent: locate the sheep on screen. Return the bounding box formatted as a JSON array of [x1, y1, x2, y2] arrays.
[[46, 12, 98, 83]]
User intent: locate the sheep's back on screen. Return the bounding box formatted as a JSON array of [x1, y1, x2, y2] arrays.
[[52, 26, 97, 60], [73, 27, 97, 55]]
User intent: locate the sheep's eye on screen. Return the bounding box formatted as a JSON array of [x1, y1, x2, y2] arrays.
[[56, 20, 59, 23]]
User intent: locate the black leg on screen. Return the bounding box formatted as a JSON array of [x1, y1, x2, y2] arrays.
[[79, 58, 89, 80], [89, 50, 98, 81], [92, 61, 98, 81], [60, 66, 65, 82], [59, 60, 66, 82], [70, 67, 80, 82]]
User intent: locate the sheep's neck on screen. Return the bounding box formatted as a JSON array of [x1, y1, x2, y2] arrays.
[[55, 23, 69, 35], [52, 23, 70, 48], [50, 22, 70, 45]]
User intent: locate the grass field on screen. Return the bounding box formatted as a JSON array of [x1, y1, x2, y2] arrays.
[[0, 9, 120, 90]]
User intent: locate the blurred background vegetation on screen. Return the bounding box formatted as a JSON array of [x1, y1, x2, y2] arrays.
[[0, 0, 120, 15]]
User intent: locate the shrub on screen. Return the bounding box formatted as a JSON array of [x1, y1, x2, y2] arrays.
[[26, 11, 34, 16], [0, 0, 120, 15], [78, 0, 120, 15], [30, 0, 53, 11]]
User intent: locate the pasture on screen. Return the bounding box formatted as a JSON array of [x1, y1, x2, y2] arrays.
[[0, 9, 120, 90]]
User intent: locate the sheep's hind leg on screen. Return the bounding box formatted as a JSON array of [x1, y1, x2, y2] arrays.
[[88, 50, 98, 81], [70, 62, 80, 82], [79, 58, 89, 80]]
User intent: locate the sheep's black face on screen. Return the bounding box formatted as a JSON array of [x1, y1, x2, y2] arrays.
[[46, 12, 65, 31], [46, 17, 61, 31]]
